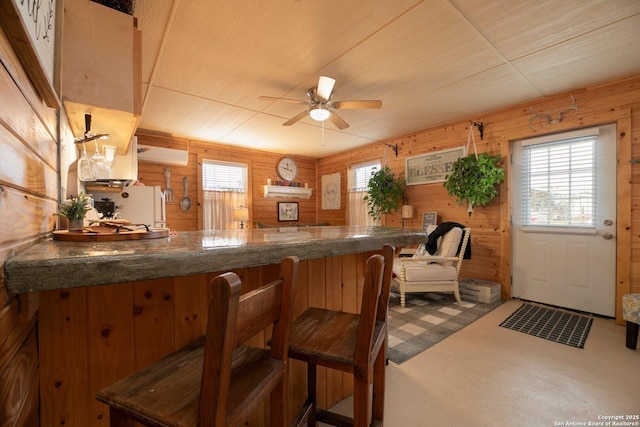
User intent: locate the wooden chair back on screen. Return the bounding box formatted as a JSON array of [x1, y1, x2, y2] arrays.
[[353, 252, 385, 376], [376, 244, 396, 323], [200, 256, 298, 425]]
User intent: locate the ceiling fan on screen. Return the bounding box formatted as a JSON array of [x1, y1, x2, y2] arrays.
[[259, 76, 382, 130]]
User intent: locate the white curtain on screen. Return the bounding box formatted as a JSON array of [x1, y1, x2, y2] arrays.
[[202, 191, 247, 230], [348, 190, 379, 226]]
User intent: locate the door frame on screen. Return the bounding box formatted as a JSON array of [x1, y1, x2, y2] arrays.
[[499, 112, 632, 323]]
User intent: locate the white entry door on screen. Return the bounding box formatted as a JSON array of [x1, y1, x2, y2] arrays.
[[512, 124, 617, 317]]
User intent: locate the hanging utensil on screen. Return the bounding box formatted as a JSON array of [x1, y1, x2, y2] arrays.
[[180, 176, 191, 212], [164, 167, 173, 202]]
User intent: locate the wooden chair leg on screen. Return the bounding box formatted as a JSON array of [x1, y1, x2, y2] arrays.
[[307, 362, 317, 426], [270, 376, 286, 427], [109, 407, 134, 427], [371, 345, 386, 424], [626, 321, 639, 349], [453, 286, 462, 304], [353, 375, 370, 427]]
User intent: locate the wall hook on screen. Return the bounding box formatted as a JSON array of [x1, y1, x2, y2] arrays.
[[470, 121, 484, 140], [384, 143, 399, 157]]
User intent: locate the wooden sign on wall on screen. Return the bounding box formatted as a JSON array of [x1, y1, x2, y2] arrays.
[[0, 0, 60, 108]]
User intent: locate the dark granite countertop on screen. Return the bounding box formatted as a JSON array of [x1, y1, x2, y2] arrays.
[[5, 226, 426, 293]]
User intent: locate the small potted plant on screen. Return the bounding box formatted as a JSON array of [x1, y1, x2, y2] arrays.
[[56, 192, 90, 229], [364, 166, 405, 221], [443, 152, 504, 216]]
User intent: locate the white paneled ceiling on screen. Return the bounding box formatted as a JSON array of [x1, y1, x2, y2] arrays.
[[134, 0, 640, 158]]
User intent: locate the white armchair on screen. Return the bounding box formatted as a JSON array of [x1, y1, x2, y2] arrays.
[[392, 226, 471, 307]]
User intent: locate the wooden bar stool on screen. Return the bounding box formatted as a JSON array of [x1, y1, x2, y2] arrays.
[[96, 256, 299, 427], [289, 244, 394, 427]]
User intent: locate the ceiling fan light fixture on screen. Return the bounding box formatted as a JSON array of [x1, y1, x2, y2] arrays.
[[310, 107, 331, 122]]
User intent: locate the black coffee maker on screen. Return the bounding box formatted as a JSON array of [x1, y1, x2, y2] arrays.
[[93, 198, 116, 219]]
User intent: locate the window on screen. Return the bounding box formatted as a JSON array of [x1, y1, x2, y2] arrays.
[[347, 160, 381, 226], [519, 133, 597, 228], [202, 160, 248, 230]]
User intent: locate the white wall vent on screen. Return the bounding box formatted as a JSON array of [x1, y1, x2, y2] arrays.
[[137, 144, 189, 166]]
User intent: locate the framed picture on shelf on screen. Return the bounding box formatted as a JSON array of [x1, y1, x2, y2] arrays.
[[278, 202, 299, 222], [422, 212, 437, 231]]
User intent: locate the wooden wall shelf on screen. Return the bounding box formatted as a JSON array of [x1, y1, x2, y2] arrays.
[[263, 185, 312, 199]]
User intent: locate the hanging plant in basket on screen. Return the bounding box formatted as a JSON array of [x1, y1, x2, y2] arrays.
[[443, 153, 504, 216], [443, 127, 504, 216], [364, 166, 405, 221]]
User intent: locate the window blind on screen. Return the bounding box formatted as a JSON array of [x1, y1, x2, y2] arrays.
[[348, 161, 381, 192], [202, 160, 247, 192], [520, 135, 597, 227]]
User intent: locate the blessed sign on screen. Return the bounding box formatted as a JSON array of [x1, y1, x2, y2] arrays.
[[405, 147, 466, 185]]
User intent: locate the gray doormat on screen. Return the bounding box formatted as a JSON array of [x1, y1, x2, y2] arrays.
[[499, 303, 593, 348], [387, 292, 502, 364]]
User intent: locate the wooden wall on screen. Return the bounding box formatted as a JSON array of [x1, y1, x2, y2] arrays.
[[317, 75, 640, 320], [0, 26, 61, 426], [136, 132, 318, 230]]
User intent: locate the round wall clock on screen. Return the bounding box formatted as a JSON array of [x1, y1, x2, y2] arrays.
[[277, 157, 298, 181]]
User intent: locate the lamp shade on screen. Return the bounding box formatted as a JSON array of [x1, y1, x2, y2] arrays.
[[233, 207, 249, 222], [401, 205, 414, 219], [309, 107, 331, 122]]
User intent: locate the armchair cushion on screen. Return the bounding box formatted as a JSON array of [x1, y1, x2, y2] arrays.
[[398, 262, 457, 282]]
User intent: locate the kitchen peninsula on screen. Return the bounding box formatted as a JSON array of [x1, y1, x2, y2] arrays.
[[5, 225, 425, 426]]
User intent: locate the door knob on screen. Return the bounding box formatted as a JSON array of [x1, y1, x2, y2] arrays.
[[602, 232, 613, 240], [603, 219, 613, 226]]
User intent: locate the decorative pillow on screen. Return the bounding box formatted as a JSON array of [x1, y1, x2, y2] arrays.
[[438, 228, 463, 257], [623, 294, 640, 324], [412, 225, 437, 258]]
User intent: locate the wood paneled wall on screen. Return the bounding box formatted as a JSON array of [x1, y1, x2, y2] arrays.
[[0, 26, 60, 427], [317, 75, 640, 320], [136, 132, 318, 230]]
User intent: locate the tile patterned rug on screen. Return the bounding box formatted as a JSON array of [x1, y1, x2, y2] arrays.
[[387, 292, 502, 364]]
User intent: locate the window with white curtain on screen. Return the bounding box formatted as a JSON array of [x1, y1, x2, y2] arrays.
[[202, 159, 248, 230], [347, 160, 381, 226], [520, 134, 597, 228]]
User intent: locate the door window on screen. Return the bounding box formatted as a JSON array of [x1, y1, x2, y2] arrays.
[[520, 135, 597, 230]]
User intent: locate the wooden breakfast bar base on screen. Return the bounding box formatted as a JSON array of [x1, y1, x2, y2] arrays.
[[5, 226, 425, 426]]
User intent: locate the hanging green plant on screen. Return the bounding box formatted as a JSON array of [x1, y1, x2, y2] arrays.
[[363, 166, 405, 221], [443, 153, 504, 216]]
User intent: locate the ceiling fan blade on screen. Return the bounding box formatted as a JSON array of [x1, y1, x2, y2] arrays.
[[332, 100, 382, 109], [259, 95, 307, 105], [317, 76, 336, 101], [283, 111, 309, 126], [328, 111, 349, 130]]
